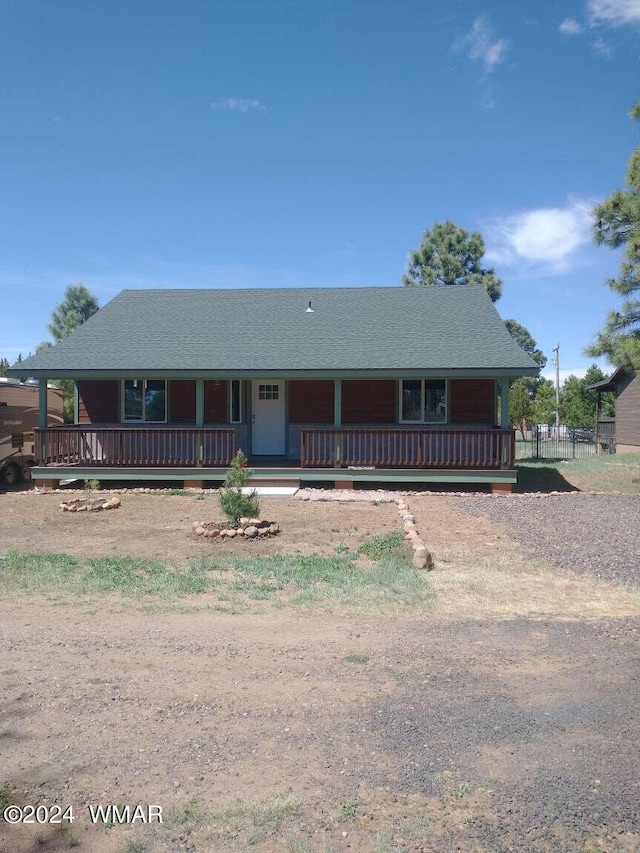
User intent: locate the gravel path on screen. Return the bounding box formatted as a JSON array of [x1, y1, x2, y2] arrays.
[[459, 493, 640, 588], [363, 617, 640, 853]]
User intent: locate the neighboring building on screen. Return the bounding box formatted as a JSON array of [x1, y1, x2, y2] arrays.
[[8, 286, 539, 490], [0, 379, 63, 484], [589, 367, 640, 454]]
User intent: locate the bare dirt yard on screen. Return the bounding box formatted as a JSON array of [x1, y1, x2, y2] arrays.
[[1, 487, 639, 853]]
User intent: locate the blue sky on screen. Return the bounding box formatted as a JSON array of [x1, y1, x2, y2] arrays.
[[1, 0, 639, 383]]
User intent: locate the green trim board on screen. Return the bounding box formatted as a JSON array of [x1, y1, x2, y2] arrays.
[[31, 465, 517, 484], [10, 286, 539, 377], [18, 367, 539, 380]]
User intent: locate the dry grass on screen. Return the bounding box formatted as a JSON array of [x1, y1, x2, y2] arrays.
[[429, 545, 640, 620], [410, 494, 640, 621]]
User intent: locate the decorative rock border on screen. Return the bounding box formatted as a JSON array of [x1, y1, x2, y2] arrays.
[[60, 496, 121, 513], [191, 518, 280, 539], [396, 497, 434, 570]]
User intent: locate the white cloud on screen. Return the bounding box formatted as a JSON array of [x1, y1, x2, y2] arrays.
[[559, 17, 584, 34], [541, 367, 590, 383], [485, 198, 594, 275], [210, 98, 266, 113], [588, 0, 640, 25], [592, 36, 614, 55], [454, 15, 508, 74]]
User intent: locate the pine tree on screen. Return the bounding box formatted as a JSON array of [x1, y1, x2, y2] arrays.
[[219, 450, 260, 526], [589, 101, 640, 370], [403, 220, 502, 302]]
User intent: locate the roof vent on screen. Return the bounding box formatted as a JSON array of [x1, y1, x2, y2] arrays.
[[305, 300, 314, 313]]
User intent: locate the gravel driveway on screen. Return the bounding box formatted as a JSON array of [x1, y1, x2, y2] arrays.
[[459, 494, 640, 588]]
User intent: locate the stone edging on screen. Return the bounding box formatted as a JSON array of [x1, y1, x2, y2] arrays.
[[395, 497, 434, 571]]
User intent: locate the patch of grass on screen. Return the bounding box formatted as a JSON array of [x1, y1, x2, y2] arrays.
[[87, 677, 113, 685], [516, 454, 640, 494], [0, 548, 433, 615], [213, 792, 301, 846], [62, 826, 79, 848], [338, 797, 359, 822], [434, 772, 472, 801], [358, 531, 407, 561], [284, 837, 316, 853], [373, 833, 407, 853], [1, 668, 18, 675], [0, 786, 11, 810], [166, 796, 209, 831], [217, 552, 434, 614], [124, 841, 148, 853], [398, 814, 430, 841], [344, 653, 370, 664], [0, 552, 214, 599]]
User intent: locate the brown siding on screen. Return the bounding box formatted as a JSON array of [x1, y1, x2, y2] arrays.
[[289, 380, 334, 424], [616, 372, 640, 447], [77, 380, 119, 424], [342, 380, 396, 424], [449, 379, 495, 424], [204, 380, 228, 423], [169, 380, 195, 424]]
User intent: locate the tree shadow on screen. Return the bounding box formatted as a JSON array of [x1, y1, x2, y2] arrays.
[[515, 462, 578, 493]]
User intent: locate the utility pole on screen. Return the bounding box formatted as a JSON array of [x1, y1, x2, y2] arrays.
[[552, 343, 560, 433]]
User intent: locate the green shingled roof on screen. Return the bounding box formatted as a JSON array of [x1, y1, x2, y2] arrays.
[[10, 286, 539, 377]]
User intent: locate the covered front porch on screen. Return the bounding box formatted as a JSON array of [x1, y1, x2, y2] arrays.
[[30, 375, 517, 491]]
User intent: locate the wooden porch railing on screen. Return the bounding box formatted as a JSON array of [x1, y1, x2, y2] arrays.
[[300, 428, 515, 469], [34, 427, 236, 467]]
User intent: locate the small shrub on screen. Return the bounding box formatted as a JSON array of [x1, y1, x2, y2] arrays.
[[83, 478, 100, 501], [219, 450, 260, 526]]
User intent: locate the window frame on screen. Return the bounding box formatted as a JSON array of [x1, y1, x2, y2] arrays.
[[121, 379, 167, 424], [398, 378, 448, 424]]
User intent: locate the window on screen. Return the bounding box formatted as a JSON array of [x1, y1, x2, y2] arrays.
[[258, 383, 279, 400], [400, 379, 446, 423], [122, 379, 166, 422], [229, 380, 243, 423]]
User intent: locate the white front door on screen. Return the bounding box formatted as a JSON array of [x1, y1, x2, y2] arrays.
[[252, 380, 286, 455]]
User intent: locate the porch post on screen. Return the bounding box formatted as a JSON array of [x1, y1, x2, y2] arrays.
[[38, 379, 48, 428], [501, 378, 510, 429], [195, 379, 205, 466], [500, 378, 512, 468], [334, 379, 342, 427], [195, 379, 204, 427], [73, 382, 79, 424], [334, 378, 342, 468]]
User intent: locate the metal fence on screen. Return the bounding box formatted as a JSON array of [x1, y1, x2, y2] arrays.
[[516, 423, 616, 461]]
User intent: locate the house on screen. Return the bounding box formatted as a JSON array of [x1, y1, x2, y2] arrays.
[[8, 286, 539, 491], [589, 366, 640, 453]]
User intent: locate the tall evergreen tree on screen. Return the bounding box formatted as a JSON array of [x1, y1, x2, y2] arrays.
[[589, 101, 640, 371], [46, 285, 99, 421], [403, 221, 502, 302], [504, 319, 547, 367], [49, 284, 99, 342]]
